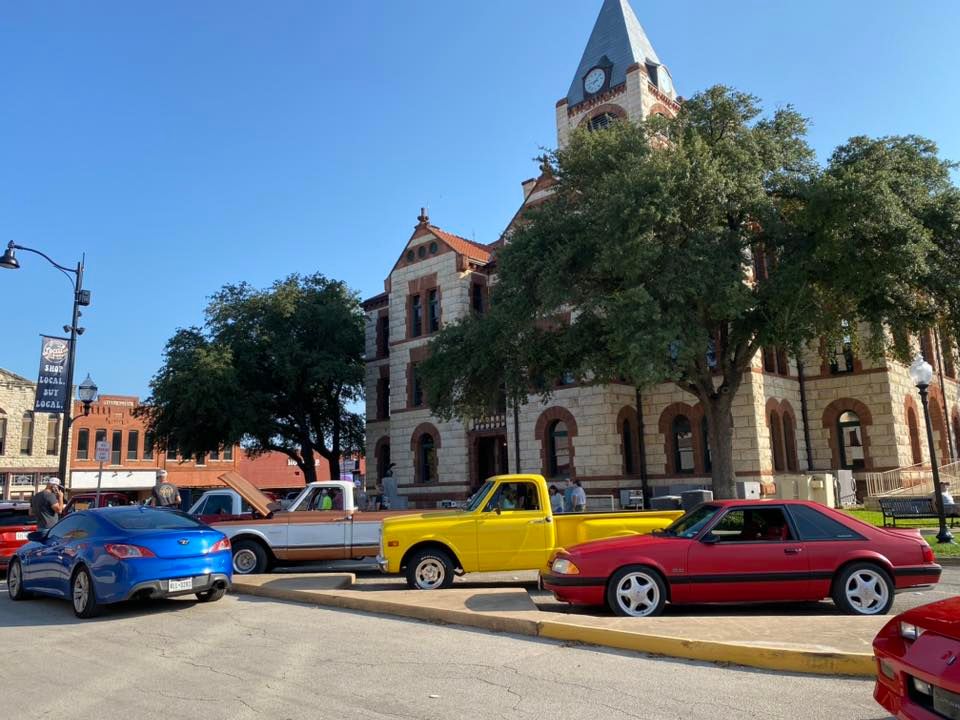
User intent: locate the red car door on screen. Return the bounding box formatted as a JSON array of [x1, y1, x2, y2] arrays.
[[682, 505, 813, 604]]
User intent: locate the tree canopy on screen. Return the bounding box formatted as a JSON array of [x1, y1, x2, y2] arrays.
[[139, 273, 366, 484], [421, 85, 960, 499]]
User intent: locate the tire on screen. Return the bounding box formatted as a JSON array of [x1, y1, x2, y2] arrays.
[[607, 565, 667, 618], [7, 559, 28, 601], [232, 540, 269, 575], [832, 562, 895, 616], [405, 548, 455, 590], [195, 586, 227, 603], [71, 566, 101, 619]]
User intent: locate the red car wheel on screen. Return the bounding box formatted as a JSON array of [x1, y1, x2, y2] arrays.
[[833, 563, 894, 616], [607, 566, 667, 617]]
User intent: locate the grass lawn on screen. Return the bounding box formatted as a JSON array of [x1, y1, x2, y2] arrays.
[[843, 509, 960, 558]]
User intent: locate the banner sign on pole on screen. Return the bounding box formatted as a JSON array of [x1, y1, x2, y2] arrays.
[[34, 335, 71, 414]]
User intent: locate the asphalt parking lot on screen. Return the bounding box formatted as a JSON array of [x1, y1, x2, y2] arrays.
[[0, 579, 887, 720]]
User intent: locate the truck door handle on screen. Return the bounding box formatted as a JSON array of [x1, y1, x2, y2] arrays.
[[528, 519, 546, 525], [784, 547, 802, 555]]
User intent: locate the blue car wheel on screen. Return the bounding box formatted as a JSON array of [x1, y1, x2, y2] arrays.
[[7, 559, 27, 601], [71, 566, 101, 619]]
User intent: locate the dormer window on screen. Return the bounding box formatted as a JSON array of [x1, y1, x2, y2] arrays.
[[646, 62, 659, 88], [588, 112, 618, 131]]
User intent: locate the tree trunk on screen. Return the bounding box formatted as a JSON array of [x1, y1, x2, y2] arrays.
[[327, 452, 340, 484], [704, 397, 737, 499], [300, 447, 318, 485]]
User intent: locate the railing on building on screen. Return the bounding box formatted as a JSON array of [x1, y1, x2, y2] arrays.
[[864, 459, 960, 498], [470, 414, 507, 432]]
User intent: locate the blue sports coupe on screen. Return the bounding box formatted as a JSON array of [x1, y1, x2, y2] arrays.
[[6, 506, 232, 618]]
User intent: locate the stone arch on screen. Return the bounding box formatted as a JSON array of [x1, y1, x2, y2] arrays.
[[410, 423, 441, 485], [822, 398, 874, 471], [534, 407, 579, 479], [647, 101, 675, 119], [616, 406, 640, 477], [577, 103, 627, 129], [657, 402, 705, 475], [927, 394, 950, 465], [764, 398, 786, 473], [780, 400, 800, 472]]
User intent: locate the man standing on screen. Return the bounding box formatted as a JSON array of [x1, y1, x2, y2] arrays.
[[31, 477, 65, 530], [562, 478, 576, 513], [151, 469, 181, 508], [571, 480, 587, 513]]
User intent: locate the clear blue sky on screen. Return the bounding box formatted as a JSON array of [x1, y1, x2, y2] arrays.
[[2, 1, 958, 397]]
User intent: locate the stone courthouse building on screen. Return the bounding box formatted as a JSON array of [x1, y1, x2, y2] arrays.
[[363, 0, 960, 508]]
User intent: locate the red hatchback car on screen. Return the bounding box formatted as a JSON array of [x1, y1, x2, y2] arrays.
[[542, 500, 941, 617], [874, 597, 960, 720], [0, 502, 37, 572]]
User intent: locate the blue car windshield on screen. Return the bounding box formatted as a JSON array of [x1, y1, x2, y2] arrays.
[[106, 509, 205, 531]]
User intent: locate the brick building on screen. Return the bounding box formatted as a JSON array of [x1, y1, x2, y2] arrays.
[[68, 394, 240, 506], [365, 0, 960, 508], [0, 368, 65, 501], [238, 452, 367, 494]]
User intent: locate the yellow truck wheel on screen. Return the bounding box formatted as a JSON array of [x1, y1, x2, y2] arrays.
[[405, 547, 455, 590]]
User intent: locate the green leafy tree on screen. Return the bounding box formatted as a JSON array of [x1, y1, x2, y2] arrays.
[[422, 86, 960, 499], [139, 273, 366, 484]]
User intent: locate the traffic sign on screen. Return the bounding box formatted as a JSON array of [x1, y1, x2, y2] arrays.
[[94, 440, 110, 463]]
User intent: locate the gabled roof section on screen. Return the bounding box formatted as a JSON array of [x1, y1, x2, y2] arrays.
[[566, 0, 667, 108], [0, 368, 35, 385]]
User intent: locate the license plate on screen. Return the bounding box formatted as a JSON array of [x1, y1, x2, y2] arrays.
[[934, 686, 960, 720], [168, 578, 193, 592], [15, 532, 28, 540]]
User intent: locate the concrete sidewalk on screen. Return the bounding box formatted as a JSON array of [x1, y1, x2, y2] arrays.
[[232, 574, 883, 677]]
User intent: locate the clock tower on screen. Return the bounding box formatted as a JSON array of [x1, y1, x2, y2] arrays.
[[556, 0, 679, 147]]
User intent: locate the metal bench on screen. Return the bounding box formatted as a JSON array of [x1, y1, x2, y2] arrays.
[[877, 496, 959, 528]]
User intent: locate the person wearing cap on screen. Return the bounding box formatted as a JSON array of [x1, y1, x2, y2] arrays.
[[151, 469, 181, 508], [31, 477, 65, 529]]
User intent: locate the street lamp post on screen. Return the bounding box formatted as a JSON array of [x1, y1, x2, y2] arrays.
[[908, 354, 955, 544], [1, 241, 91, 489]]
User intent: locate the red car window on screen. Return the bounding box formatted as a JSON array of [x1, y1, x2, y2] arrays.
[[710, 508, 793, 542]]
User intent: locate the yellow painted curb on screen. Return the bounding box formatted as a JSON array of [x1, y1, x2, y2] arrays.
[[232, 583, 877, 678], [232, 582, 541, 638], [539, 621, 877, 677]]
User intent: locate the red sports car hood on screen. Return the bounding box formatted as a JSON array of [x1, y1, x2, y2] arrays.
[[899, 597, 960, 640], [564, 531, 679, 558]]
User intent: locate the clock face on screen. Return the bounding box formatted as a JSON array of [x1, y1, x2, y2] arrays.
[[584, 67, 606, 94]]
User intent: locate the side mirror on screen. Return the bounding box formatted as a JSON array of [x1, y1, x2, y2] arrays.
[[27, 531, 46, 542], [494, 503, 502, 515], [700, 533, 719, 545]]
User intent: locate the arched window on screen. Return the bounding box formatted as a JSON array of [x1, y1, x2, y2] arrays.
[[622, 420, 635, 475], [837, 411, 865, 470], [783, 413, 798, 472], [701, 416, 712, 472], [672, 416, 694, 473], [0, 408, 7, 456], [20, 412, 34, 455], [417, 434, 437, 484], [46, 416, 60, 456], [548, 420, 571, 477], [770, 411, 785, 472], [588, 112, 618, 131], [376, 440, 391, 482], [953, 412, 960, 464], [907, 407, 922, 465]]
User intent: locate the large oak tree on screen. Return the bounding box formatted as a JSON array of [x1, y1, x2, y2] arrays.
[[421, 86, 960, 499], [139, 273, 366, 484]]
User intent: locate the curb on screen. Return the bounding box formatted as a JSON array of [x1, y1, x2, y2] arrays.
[[937, 557, 960, 566], [231, 582, 877, 678]]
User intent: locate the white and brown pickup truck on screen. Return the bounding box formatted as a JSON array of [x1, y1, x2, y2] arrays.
[[199, 472, 416, 575]]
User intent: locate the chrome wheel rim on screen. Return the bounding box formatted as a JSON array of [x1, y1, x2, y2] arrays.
[[233, 549, 257, 574], [73, 571, 89, 613], [8, 562, 21, 597], [414, 558, 445, 589], [615, 572, 660, 617], [845, 569, 888, 614]]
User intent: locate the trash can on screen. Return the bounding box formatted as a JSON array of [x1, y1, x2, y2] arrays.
[[650, 495, 682, 510], [680, 489, 713, 512]]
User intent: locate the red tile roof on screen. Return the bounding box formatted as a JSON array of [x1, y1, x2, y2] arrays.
[[428, 225, 493, 264]]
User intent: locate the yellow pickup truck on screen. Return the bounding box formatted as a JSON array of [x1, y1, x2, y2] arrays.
[[378, 474, 682, 589]]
